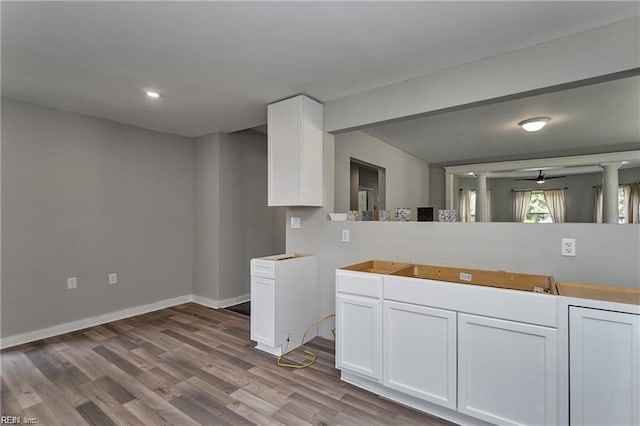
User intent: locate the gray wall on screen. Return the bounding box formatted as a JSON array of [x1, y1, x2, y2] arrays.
[[491, 175, 597, 223], [193, 130, 285, 301], [193, 133, 221, 300], [620, 167, 640, 185], [1, 98, 195, 337], [335, 131, 428, 215], [218, 131, 286, 300], [286, 205, 640, 337]]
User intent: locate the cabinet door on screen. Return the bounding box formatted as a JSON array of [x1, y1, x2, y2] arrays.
[[268, 96, 300, 206], [383, 301, 457, 409], [267, 95, 323, 206], [569, 307, 640, 426], [458, 313, 558, 426], [250, 276, 275, 346], [336, 294, 382, 382]]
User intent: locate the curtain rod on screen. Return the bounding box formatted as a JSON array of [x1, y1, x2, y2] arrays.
[[511, 187, 568, 192]]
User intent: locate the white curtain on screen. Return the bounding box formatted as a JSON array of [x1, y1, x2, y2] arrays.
[[624, 182, 640, 224], [513, 190, 532, 222], [593, 186, 603, 223], [459, 189, 472, 222], [543, 189, 566, 223]]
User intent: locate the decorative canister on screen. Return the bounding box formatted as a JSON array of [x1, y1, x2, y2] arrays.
[[438, 209, 457, 222], [395, 208, 411, 222], [362, 210, 373, 221]]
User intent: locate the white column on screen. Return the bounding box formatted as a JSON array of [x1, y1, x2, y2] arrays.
[[445, 173, 455, 210], [476, 172, 488, 222], [601, 162, 621, 224]]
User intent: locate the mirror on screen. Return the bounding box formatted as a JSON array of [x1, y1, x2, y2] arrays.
[[334, 72, 640, 223]]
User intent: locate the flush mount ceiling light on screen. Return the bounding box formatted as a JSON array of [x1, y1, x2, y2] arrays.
[[518, 117, 550, 132], [144, 90, 162, 99]]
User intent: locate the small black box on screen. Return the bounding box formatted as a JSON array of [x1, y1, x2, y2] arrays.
[[417, 207, 434, 222]]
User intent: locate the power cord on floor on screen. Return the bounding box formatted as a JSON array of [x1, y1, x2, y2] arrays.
[[276, 313, 336, 370]]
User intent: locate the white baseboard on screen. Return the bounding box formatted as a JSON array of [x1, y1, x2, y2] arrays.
[[193, 293, 250, 309], [0, 293, 250, 349]]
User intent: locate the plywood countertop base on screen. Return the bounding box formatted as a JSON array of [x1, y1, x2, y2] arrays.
[[556, 281, 640, 305]]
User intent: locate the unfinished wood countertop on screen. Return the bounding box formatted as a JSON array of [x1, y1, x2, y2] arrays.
[[556, 281, 640, 305]]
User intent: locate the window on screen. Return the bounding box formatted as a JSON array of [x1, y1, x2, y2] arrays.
[[618, 186, 625, 224], [594, 184, 639, 224], [469, 190, 477, 222], [524, 191, 553, 223]]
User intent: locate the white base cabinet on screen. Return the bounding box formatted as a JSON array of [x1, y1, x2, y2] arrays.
[[383, 301, 457, 409], [250, 254, 317, 356], [458, 314, 558, 426], [569, 306, 640, 426], [336, 268, 560, 426]]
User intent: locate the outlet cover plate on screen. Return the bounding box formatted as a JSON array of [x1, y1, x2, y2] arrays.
[[67, 277, 77, 289], [561, 238, 576, 257], [290, 217, 301, 229]]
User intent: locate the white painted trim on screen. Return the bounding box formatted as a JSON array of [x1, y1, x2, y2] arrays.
[[444, 150, 640, 175], [0, 293, 251, 349], [193, 293, 250, 309]]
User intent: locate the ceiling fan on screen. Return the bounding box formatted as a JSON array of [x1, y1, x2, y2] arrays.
[[514, 170, 566, 184]]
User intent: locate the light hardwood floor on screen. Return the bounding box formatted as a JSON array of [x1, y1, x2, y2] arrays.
[[1, 303, 452, 425]]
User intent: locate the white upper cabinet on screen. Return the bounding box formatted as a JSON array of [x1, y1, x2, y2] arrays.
[[267, 95, 323, 206]]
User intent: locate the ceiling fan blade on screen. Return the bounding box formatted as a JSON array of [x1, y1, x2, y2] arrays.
[[513, 177, 538, 181], [543, 175, 567, 180]]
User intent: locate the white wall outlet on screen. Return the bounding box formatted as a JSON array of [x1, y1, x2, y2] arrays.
[[342, 229, 350, 242], [67, 277, 77, 289], [108, 273, 118, 285], [290, 217, 301, 229], [561, 238, 576, 257]]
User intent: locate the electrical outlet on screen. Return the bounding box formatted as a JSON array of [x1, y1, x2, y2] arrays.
[[342, 229, 350, 242], [290, 217, 301, 229], [108, 273, 118, 285], [561, 238, 576, 257], [67, 277, 77, 289]]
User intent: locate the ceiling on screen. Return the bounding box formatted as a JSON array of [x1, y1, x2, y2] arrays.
[[2, 2, 639, 137], [362, 75, 640, 166]]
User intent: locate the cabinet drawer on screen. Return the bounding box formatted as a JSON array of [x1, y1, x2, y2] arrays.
[[336, 271, 383, 298], [251, 259, 275, 279]]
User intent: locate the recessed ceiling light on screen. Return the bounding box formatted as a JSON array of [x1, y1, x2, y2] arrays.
[[144, 90, 162, 99], [518, 117, 550, 132]]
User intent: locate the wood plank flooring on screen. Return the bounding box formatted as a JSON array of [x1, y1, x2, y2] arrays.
[[1, 303, 452, 425]]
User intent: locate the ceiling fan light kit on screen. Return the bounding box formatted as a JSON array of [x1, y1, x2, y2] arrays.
[[514, 169, 567, 183], [518, 117, 551, 132]]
